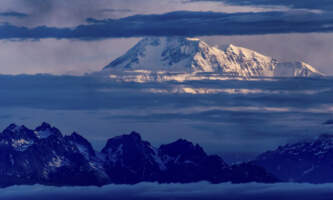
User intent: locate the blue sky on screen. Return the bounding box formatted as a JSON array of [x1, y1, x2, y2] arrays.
[[0, 0, 332, 74]]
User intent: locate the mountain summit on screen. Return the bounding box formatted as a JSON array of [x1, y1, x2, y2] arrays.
[[101, 37, 323, 82]]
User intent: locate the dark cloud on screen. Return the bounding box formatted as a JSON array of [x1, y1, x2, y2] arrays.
[[188, 0, 333, 12], [0, 11, 29, 18], [100, 8, 133, 13], [0, 11, 333, 39]]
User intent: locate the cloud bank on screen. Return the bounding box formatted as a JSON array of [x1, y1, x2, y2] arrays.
[[189, 0, 333, 12], [1, 11, 333, 39], [2, 182, 333, 200], [0, 11, 28, 18]]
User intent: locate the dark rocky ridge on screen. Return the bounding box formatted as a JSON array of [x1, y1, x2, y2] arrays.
[[254, 134, 333, 183], [0, 123, 277, 187]]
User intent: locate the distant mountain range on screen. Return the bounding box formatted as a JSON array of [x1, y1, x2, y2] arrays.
[[254, 134, 333, 183], [0, 123, 276, 187], [98, 37, 323, 82], [2, 122, 333, 186]]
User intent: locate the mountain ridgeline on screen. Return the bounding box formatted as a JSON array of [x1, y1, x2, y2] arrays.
[[99, 37, 323, 82], [0, 123, 277, 187], [2, 122, 333, 187], [253, 134, 333, 183]]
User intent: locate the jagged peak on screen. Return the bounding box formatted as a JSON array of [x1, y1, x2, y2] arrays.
[[171, 138, 195, 147], [3, 123, 30, 134], [66, 131, 96, 157], [34, 122, 62, 139], [35, 122, 52, 131], [159, 138, 206, 158], [102, 131, 145, 151], [4, 123, 19, 131], [222, 43, 272, 60], [112, 131, 142, 141], [70, 131, 82, 138], [262, 134, 333, 157], [68, 131, 90, 143], [129, 131, 142, 139]]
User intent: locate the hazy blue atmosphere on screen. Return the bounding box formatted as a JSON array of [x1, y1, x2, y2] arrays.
[[1, 0, 333, 199], [0, 75, 332, 162]]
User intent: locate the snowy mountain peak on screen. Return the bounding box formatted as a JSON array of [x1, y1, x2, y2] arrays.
[[36, 122, 52, 130], [101, 37, 323, 82], [103, 36, 209, 73]]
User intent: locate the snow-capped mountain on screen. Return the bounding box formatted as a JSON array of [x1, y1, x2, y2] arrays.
[[0, 123, 277, 187], [254, 134, 333, 183], [100, 37, 323, 82]]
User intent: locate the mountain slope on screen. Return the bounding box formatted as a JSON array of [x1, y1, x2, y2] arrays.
[[0, 123, 277, 187], [101, 37, 323, 82], [253, 134, 333, 183]]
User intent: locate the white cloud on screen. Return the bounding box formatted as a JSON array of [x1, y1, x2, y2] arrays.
[[1, 182, 333, 200]]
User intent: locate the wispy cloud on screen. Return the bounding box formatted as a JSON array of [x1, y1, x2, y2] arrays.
[[0, 11, 29, 18], [100, 8, 133, 13], [188, 0, 333, 12]]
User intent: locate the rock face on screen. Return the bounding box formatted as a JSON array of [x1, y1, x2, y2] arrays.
[[0, 123, 277, 187], [0, 123, 109, 187], [101, 37, 323, 82], [101, 132, 277, 184], [254, 134, 333, 183]]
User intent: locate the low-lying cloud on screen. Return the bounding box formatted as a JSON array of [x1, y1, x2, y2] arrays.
[[2, 182, 333, 200]]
